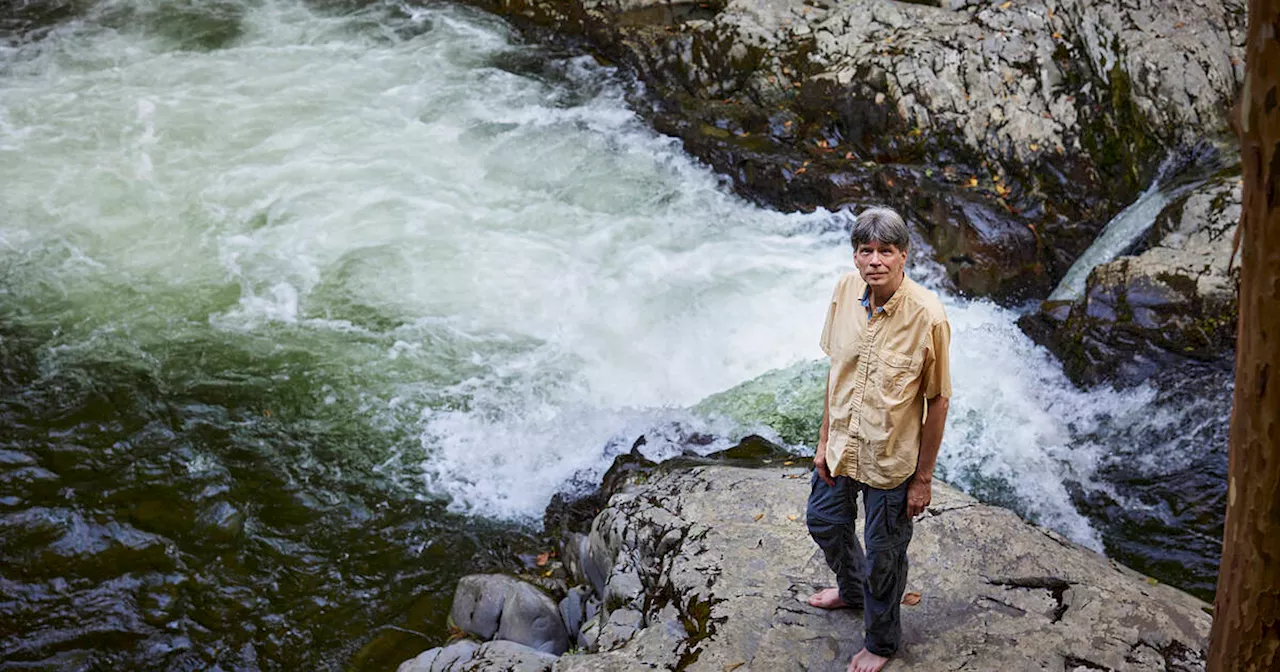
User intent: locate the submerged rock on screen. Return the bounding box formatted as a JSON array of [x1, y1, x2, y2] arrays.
[[692, 359, 826, 446], [1021, 177, 1240, 386], [542, 465, 1211, 670]]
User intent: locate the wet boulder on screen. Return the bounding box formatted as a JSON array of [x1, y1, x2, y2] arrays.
[[449, 574, 570, 655], [396, 640, 479, 672], [467, 640, 558, 671], [1021, 177, 1239, 386]]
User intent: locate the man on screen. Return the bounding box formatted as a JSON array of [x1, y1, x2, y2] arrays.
[[806, 207, 952, 672]]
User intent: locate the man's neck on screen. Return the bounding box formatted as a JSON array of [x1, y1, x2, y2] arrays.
[[870, 272, 905, 307]]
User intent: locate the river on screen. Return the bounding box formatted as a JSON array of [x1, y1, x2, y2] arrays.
[[0, 1, 1230, 669]]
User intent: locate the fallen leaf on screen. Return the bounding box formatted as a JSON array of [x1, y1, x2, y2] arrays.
[[783, 461, 794, 466], [795, 167, 807, 175], [264, 410, 272, 417], [783, 120, 793, 128], [885, 178, 895, 187], [1029, 143, 1040, 151], [1146, 577, 1160, 586], [724, 664, 746, 672], [845, 151, 855, 159], [1000, 1, 1012, 9], [902, 592, 922, 606], [1173, 21, 1186, 29], [1051, 31, 1062, 39], [536, 552, 550, 567], [754, 513, 765, 522], [543, 569, 553, 577], [967, 176, 979, 188], [787, 514, 799, 521]]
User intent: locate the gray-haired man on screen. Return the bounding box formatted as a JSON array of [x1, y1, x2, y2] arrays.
[[806, 207, 952, 672]]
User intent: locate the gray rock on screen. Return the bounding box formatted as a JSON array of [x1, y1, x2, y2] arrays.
[[464, 640, 556, 672], [594, 608, 643, 652], [577, 614, 600, 653], [396, 640, 480, 672], [558, 586, 588, 639], [450, 574, 520, 640], [455, 0, 1245, 300], [559, 533, 591, 588], [450, 574, 570, 655], [1022, 177, 1240, 385], [494, 580, 571, 655], [545, 465, 1210, 671], [601, 567, 642, 612]]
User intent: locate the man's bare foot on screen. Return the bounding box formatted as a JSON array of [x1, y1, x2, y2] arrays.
[[806, 587, 850, 609], [848, 647, 890, 672]]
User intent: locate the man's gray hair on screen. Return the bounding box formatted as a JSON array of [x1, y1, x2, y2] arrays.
[[850, 207, 909, 252]]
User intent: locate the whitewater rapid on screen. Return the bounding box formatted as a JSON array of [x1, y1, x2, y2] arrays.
[[0, 0, 1185, 561]]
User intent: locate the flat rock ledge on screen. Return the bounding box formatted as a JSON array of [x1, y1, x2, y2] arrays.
[[404, 465, 1211, 671]]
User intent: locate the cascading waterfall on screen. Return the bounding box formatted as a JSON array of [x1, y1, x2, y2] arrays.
[[0, 1, 1229, 669]]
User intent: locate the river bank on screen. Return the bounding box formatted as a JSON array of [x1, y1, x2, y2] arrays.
[[398, 448, 1213, 671]]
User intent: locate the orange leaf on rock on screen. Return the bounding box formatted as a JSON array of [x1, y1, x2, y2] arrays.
[[753, 513, 765, 522], [902, 592, 922, 606]]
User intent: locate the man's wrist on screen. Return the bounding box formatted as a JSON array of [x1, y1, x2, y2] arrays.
[[913, 471, 933, 484]]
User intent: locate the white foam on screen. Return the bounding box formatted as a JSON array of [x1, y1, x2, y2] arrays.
[[0, 0, 1177, 545]]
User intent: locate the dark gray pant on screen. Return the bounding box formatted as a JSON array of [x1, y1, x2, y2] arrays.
[[805, 472, 913, 657]]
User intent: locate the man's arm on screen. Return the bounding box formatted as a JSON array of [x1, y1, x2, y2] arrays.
[[907, 395, 949, 517], [813, 371, 835, 486]]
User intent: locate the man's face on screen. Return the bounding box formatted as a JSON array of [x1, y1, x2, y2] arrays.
[[853, 240, 907, 288]]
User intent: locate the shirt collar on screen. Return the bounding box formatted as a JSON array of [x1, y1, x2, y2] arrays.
[[860, 275, 909, 316]]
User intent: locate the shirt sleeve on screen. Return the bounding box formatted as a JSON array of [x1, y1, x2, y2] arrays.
[[819, 276, 843, 356], [922, 319, 952, 399]]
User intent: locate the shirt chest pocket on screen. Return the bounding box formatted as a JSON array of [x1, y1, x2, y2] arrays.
[[879, 349, 921, 399]]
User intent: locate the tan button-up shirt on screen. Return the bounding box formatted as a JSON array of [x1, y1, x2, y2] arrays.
[[820, 272, 952, 489]]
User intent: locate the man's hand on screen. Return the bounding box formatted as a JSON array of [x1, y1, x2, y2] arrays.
[[906, 474, 932, 517], [814, 442, 835, 487]]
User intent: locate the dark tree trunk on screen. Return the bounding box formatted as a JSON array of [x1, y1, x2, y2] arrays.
[[1207, 1, 1280, 670]]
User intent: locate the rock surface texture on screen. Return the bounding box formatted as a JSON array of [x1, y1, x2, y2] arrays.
[[1022, 177, 1241, 385], [458, 0, 1244, 300], [449, 574, 571, 655], [541, 465, 1209, 671]]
